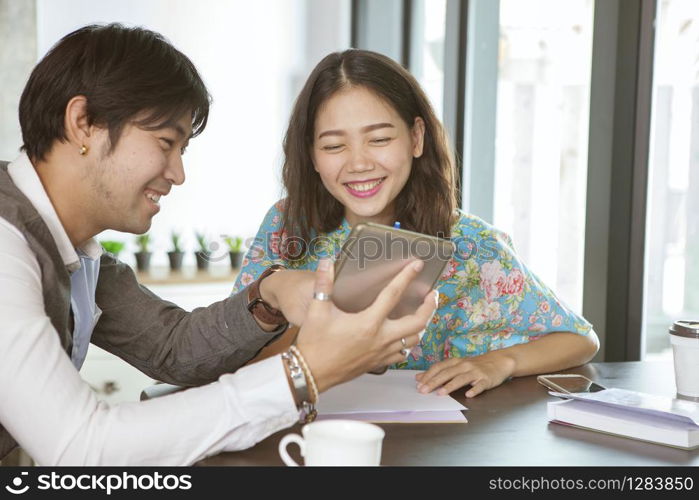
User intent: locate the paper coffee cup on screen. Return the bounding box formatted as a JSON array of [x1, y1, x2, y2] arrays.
[[669, 320, 699, 398]]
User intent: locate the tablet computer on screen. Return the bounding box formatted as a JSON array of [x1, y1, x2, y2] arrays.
[[332, 222, 454, 319]]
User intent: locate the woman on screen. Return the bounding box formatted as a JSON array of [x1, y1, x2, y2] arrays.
[[234, 49, 599, 398]]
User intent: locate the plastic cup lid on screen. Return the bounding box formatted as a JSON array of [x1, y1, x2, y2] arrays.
[[669, 320, 699, 339]]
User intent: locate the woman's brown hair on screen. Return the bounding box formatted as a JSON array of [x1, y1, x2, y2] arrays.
[[281, 49, 458, 247]]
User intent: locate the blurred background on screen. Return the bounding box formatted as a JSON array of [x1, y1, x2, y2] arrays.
[[0, 0, 697, 376], [1, 0, 352, 269]]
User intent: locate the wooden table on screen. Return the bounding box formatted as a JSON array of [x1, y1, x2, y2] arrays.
[[198, 361, 699, 466]]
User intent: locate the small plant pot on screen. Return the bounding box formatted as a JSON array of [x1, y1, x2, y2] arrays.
[[195, 251, 210, 271], [135, 251, 152, 272], [167, 251, 184, 271], [229, 251, 243, 269]]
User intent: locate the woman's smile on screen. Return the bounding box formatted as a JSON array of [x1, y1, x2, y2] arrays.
[[343, 177, 386, 198]]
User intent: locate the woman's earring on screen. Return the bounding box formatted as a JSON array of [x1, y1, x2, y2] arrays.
[[79, 145, 89, 156]]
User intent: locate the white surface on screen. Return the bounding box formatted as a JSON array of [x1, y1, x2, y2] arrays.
[[317, 369, 467, 414]]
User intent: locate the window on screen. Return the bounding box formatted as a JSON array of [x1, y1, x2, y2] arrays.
[[492, 0, 594, 313], [644, 0, 699, 359], [409, 0, 448, 121]]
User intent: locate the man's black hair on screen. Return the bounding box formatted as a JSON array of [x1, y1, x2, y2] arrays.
[[19, 23, 210, 161]]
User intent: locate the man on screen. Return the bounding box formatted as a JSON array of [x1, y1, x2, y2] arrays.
[[0, 24, 435, 465]]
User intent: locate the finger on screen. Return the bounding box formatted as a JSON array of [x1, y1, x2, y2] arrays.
[[465, 379, 491, 398], [368, 259, 424, 319], [416, 358, 461, 386], [395, 334, 420, 357], [382, 290, 437, 344], [367, 364, 389, 375], [308, 258, 334, 314], [379, 333, 419, 366], [410, 290, 439, 329], [383, 350, 412, 366], [419, 366, 463, 394], [427, 289, 439, 323], [406, 333, 420, 347], [418, 360, 471, 394], [437, 373, 480, 396]]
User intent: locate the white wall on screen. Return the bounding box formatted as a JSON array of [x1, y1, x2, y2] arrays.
[[0, 0, 36, 161], [29, 0, 350, 266]]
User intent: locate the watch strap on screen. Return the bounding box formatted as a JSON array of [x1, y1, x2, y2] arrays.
[[247, 264, 288, 326]]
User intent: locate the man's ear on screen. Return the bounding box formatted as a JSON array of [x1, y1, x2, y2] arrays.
[[64, 96, 92, 150], [412, 117, 425, 158]]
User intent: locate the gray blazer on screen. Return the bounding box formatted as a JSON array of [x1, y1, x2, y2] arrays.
[[0, 160, 284, 459]]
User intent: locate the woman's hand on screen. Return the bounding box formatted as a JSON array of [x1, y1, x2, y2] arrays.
[[296, 258, 438, 393], [415, 352, 516, 398], [415, 330, 599, 398]]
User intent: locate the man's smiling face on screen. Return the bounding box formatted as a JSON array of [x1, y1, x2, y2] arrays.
[[85, 112, 192, 234]]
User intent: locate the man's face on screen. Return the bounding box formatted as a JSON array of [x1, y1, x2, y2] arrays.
[[86, 112, 192, 234]]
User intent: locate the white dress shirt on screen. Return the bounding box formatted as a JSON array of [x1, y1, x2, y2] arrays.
[[0, 154, 297, 465], [4, 153, 104, 370]]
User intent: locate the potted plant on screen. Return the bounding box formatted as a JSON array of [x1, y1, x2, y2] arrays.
[[134, 233, 152, 272], [225, 235, 244, 269], [194, 232, 210, 271], [167, 231, 184, 271], [100, 240, 125, 258]]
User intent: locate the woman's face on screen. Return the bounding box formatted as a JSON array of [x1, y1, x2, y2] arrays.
[[312, 86, 424, 227]]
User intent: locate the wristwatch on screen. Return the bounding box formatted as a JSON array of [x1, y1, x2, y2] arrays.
[[247, 264, 288, 327]]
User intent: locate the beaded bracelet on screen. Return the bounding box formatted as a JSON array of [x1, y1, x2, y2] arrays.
[[289, 345, 319, 405], [281, 350, 317, 423]]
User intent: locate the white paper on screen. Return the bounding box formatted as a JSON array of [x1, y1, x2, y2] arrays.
[[317, 410, 467, 423], [317, 369, 468, 414]]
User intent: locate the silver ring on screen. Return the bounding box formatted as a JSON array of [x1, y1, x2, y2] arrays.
[[400, 348, 410, 358], [400, 337, 407, 348], [313, 292, 331, 301]]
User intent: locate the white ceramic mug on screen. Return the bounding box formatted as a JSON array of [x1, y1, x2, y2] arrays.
[[278, 420, 385, 466], [669, 320, 699, 398]]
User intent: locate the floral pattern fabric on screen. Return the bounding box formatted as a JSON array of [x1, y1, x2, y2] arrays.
[[233, 200, 593, 370]]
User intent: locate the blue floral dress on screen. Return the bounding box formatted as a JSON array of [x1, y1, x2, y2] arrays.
[[233, 200, 593, 370]]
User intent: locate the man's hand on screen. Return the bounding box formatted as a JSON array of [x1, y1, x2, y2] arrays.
[[295, 258, 438, 393], [259, 269, 315, 326], [415, 352, 516, 398]]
